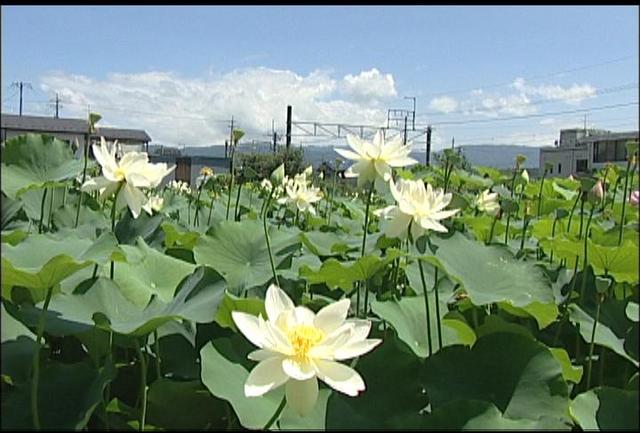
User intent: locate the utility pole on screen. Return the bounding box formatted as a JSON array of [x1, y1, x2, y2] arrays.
[[286, 105, 292, 149], [11, 81, 32, 116], [226, 116, 234, 159], [50, 93, 61, 118], [403, 115, 408, 146], [272, 119, 277, 153], [451, 137, 455, 149], [425, 126, 432, 166]]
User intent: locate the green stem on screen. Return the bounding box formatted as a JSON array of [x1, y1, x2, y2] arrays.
[[263, 188, 279, 286], [609, 177, 621, 210], [226, 148, 236, 221], [487, 214, 498, 245], [134, 339, 148, 432], [363, 279, 369, 318], [327, 164, 339, 226], [578, 197, 585, 240], [360, 184, 374, 257], [295, 208, 300, 227], [510, 166, 518, 198], [549, 216, 558, 264], [566, 191, 581, 234], [504, 212, 511, 245], [618, 159, 632, 245], [234, 181, 243, 221], [62, 185, 67, 207], [586, 298, 602, 390], [75, 140, 90, 228], [38, 188, 48, 234], [433, 266, 442, 350], [153, 330, 162, 379], [47, 188, 55, 230], [110, 183, 124, 280], [194, 184, 204, 226], [31, 285, 55, 430], [536, 173, 546, 217], [519, 213, 529, 254], [207, 193, 215, 225], [417, 259, 433, 357], [263, 395, 286, 430]]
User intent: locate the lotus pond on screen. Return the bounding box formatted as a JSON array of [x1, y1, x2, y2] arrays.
[[1, 132, 638, 430]]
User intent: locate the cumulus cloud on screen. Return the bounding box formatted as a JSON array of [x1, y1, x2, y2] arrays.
[[429, 96, 459, 113], [38, 67, 397, 147], [341, 68, 397, 102]]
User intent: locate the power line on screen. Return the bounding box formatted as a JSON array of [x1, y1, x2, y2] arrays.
[[417, 54, 638, 98], [417, 101, 639, 127], [415, 82, 638, 118]]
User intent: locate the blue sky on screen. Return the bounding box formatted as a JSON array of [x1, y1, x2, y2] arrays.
[[2, 6, 638, 149]]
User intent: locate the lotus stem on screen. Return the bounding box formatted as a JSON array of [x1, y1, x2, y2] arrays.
[[433, 266, 442, 350], [154, 330, 161, 380], [487, 214, 498, 245], [110, 183, 124, 280], [194, 184, 204, 226], [417, 259, 433, 357], [134, 339, 148, 432], [549, 216, 558, 264], [566, 190, 581, 234], [327, 164, 339, 226], [31, 285, 55, 430], [38, 188, 48, 234], [47, 188, 55, 230], [504, 212, 511, 245], [618, 159, 632, 245], [263, 395, 286, 430], [226, 148, 236, 221], [578, 196, 585, 240], [360, 184, 374, 257], [234, 181, 243, 221], [207, 194, 215, 226], [536, 171, 546, 217], [75, 141, 90, 228], [263, 187, 279, 286], [586, 295, 602, 390]]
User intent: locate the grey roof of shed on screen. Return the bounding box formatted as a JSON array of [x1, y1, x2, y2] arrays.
[[1, 113, 151, 142]]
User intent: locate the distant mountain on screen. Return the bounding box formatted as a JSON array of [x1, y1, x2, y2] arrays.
[[151, 143, 540, 170]]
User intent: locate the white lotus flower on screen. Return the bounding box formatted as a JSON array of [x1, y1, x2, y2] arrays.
[[82, 138, 175, 218], [376, 178, 459, 240], [335, 131, 418, 190], [142, 195, 164, 215], [232, 284, 381, 417], [260, 178, 273, 191], [277, 182, 323, 215], [475, 189, 500, 216]]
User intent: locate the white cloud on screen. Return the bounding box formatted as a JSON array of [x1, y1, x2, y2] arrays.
[[341, 68, 397, 102], [38, 67, 397, 147], [511, 78, 596, 104], [429, 96, 459, 113]]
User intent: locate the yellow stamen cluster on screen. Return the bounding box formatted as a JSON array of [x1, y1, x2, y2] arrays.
[[113, 167, 126, 181], [200, 166, 214, 177], [288, 325, 325, 362]]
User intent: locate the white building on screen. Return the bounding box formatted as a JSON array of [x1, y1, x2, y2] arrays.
[[540, 128, 639, 176]]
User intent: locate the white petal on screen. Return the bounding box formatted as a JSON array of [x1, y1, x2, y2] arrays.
[[265, 284, 295, 323], [346, 134, 366, 155], [232, 312, 267, 349], [419, 217, 448, 233], [245, 356, 289, 397], [313, 299, 350, 334], [334, 147, 361, 161], [293, 306, 316, 326], [384, 212, 412, 239], [92, 143, 118, 174], [247, 349, 282, 361], [387, 156, 418, 167], [332, 339, 382, 361], [122, 182, 147, 219], [282, 358, 317, 381], [285, 377, 319, 418], [374, 160, 392, 181], [315, 359, 365, 397]]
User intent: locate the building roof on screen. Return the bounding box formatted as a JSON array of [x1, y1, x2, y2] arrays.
[[578, 130, 638, 143], [1, 113, 151, 142]]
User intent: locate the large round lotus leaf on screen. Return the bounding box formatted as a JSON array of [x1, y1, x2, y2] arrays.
[[421, 232, 554, 308], [571, 387, 639, 430], [9, 267, 225, 337], [1, 359, 116, 430], [1, 134, 85, 199], [200, 332, 284, 430], [193, 220, 301, 293], [325, 335, 428, 430], [371, 294, 475, 358], [421, 332, 570, 426], [113, 237, 196, 307]]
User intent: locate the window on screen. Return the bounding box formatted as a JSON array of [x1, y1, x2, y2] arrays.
[[605, 140, 616, 162], [558, 163, 562, 174], [594, 141, 606, 162], [576, 159, 588, 172]]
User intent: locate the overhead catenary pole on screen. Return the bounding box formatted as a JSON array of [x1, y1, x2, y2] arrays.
[[272, 119, 277, 153], [403, 115, 408, 146], [286, 105, 292, 149], [11, 81, 31, 116], [55, 94, 60, 118], [451, 136, 455, 149]]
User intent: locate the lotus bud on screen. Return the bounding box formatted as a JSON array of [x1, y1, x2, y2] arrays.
[[630, 190, 639, 207], [521, 169, 530, 183]]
